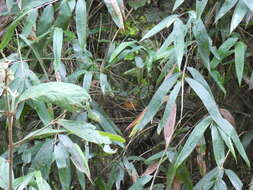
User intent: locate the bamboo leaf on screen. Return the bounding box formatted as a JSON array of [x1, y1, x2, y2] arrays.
[[173, 0, 184, 11], [225, 169, 243, 190], [131, 73, 179, 135], [76, 0, 87, 50], [104, 0, 124, 29], [53, 27, 63, 73], [174, 116, 212, 168], [211, 124, 225, 167], [215, 0, 238, 22], [230, 0, 248, 33], [235, 41, 246, 86], [141, 15, 178, 41]]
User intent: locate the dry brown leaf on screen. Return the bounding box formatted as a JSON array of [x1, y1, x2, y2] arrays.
[[141, 162, 159, 176], [172, 179, 183, 190], [164, 104, 177, 149], [220, 108, 235, 126], [122, 101, 138, 110], [125, 108, 147, 131], [197, 155, 207, 176]]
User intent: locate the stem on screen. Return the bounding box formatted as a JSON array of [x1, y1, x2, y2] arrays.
[[5, 71, 14, 190], [7, 113, 14, 190]]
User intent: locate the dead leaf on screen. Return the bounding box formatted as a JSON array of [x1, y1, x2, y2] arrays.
[[122, 101, 138, 110], [125, 108, 147, 131], [164, 104, 177, 149], [197, 155, 207, 176], [172, 179, 183, 190], [141, 162, 159, 176], [220, 108, 235, 126]]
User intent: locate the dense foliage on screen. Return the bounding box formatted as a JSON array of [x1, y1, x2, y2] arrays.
[[0, 0, 253, 189]]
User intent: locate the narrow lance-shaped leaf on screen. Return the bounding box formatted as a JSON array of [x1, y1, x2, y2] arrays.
[[186, 77, 250, 166], [173, 0, 184, 11], [235, 41, 246, 86], [131, 73, 179, 135], [215, 0, 238, 22], [173, 19, 187, 70], [104, 0, 124, 29], [174, 116, 212, 168], [243, 0, 253, 12], [53, 27, 63, 73], [196, 0, 208, 19], [230, 0, 248, 33], [225, 169, 243, 190], [211, 124, 225, 167], [37, 5, 54, 35], [76, 0, 87, 50], [100, 73, 114, 96], [158, 81, 181, 134], [193, 20, 212, 70], [141, 15, 178, 41], [108, 41, 136, 63], [164, 103, 177, 149], [0, 9, 30, 50]]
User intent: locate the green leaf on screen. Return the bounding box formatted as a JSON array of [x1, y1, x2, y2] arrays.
[[187, 67, 213, 97], [218, 128, 236, 159], [109, 41, 136, 63], [225, 169, 243, 190], [158, 82, 181, 134], [74, 143, 92, 182], [128, 175, 152, 190], [34, 171, 52, 190], [18, 82, 90, 112], [214, 179, 227, 190], [173, 0, 184, 11], [235, 41, 246, 86], [54, 1, 72, 29], [0, 9, 30, 50], [196, 0, 208, 19], [141, 14, 178, 41], [243, 0, 253, 12], [174, 116, 212, 168], [103, 0, 124, 29], [210, 70, 226, 94], [100, 73, 114, 96], [76, 0, 87, 50], [83, 71, 93, 91], [21, 9, 38, 38], [59, 135, 92, 183], [37, 5, 54, 35], [54, 144, 71, 190], [194, 167, 219, 190], [173, 19, 187, 70], [21, 127, 66, 142], [215, 0, 238, 22], [211, 124, 225, 167], [186, 77, 250, 166], [57, 119, 111, 144], [30, 140, 54, 179], [0, 157, 14, 190], [193, 20, 212, 70], [14, 173, 34, 190], [53, 27, 63, 73], [230, 0, 248, 33], [132, 73, 179, 134], [99, 131, 126, 143]]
